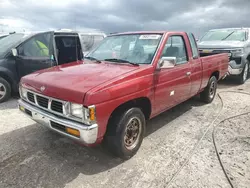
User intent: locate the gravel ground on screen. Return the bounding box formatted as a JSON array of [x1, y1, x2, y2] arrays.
[[0, 78, 250, 188]]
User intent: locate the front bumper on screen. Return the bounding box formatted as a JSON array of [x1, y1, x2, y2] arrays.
[[228, 60, 243, 75], [18, 99, 98, 144], [228, 66, 243, 75]]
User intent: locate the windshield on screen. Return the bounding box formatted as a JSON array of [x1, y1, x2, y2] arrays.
[[0, 33, 26, 55], [0, 35, 8, 40], [86, 34, 162, 64], [80, 35, 105, 52], [200, 30, 247, 41]]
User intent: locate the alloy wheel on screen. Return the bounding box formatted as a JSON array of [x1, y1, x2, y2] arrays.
[[124, 117, 142, 150], [0, 83, 6, 100]]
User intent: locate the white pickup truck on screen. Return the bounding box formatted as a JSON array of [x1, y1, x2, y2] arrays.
[[198, 28, 250, 84]]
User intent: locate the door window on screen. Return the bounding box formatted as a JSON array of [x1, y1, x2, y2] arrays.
[[161, 35, 188, 64], [55, 36, 82, 65], [18, 33, 51, 57]]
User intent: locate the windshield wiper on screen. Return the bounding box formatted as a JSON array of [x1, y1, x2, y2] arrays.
[[221, 31, 235, 40], [104, 58, 139, 66], [84, 56, 102, 63]]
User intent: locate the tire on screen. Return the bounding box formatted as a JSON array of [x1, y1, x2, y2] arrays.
[[238, 62, 249, 84], [200, 76, 217, 104], [0, 77, 11, 103], [103, 107, 146, 159]]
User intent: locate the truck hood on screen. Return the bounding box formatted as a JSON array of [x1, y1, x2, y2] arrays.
[[198, 40, 245, 49], [21, 61, 141, 103]]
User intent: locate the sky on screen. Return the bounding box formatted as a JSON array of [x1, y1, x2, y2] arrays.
[[0, 0, 249, 37]]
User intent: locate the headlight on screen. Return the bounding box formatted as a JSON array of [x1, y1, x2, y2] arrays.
[[19, 85, 28, 99], [70, 103, 83, 119], [231, 48, 244, 57], [69, 103, 96, 125]]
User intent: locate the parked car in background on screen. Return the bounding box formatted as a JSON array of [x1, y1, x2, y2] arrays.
[[57, 29, 106, 55], [198, 28, 250, 84], [18, 31, 229, 158], [79, 32, 106, 55], [0, 30, 84, 103]]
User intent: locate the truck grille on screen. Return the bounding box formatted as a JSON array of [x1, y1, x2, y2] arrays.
[[51, 100, 63, 113], [27, 92, 35, 103], [199, 49, 231, 58], [36, 95, 49, 108], [26, 91, 64, 115]]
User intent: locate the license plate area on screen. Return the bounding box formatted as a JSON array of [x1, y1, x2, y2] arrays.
[[19, 105, 32, 117]]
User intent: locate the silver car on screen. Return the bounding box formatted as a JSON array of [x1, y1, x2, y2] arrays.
[[198, 28, 250, 84]]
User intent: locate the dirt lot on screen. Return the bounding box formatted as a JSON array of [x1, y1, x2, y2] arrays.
[[0, 79, 250, 188]]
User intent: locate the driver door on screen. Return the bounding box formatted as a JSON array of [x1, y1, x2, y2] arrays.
[[153, 35, 192, 114], [16, 32, 56, 79]]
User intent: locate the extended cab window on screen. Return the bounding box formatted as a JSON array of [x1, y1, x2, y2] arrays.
[[187, 33, 199, 59], [161, 36, 188, 64], [18, 33, 51, 57]]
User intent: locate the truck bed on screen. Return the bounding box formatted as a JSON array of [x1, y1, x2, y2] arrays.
[[200, 53, 229, 89]]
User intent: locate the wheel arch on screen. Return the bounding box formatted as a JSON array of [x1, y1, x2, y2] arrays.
[[211, 70, 219, 80], [105, 97, 152, 135], [246, 53, 250, 62], [108, 97, 151, 121]]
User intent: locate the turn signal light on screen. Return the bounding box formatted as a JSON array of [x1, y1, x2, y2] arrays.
[[66, 127, 80, 137], [89, 106, 96, 121]]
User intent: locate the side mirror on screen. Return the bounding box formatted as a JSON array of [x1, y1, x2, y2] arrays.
[[11, 48, 18, 57], [158, 57, 176, 69]]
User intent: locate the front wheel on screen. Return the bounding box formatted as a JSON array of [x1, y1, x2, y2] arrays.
[[200, 76, 217, 104], [103, 107, 146, 159], [238, 62, 249, 84]]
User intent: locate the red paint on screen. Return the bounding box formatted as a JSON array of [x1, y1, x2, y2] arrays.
[[21, 31, 229, 144]]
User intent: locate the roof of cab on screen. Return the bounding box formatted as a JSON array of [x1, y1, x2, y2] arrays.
[[110, 31, 166, 36], [55, 29, 106, 36], [109, 31, 189, 36]]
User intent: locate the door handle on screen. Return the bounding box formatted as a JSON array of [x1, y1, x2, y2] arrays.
[[186, 72, 191, 76]]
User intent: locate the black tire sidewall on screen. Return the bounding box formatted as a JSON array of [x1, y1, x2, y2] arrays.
[[0, 77, 11, 103], [106, 107, 146, 159], [208, 76, 217, 101], [239, 63, 249, 84], [200, 76, 217, 103]]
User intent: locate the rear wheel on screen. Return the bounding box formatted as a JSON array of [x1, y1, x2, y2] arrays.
[[0, 77, 11, 103], [200, 76, 217, 103], [238, 62, 249, 84], [103, 107, 146, 159]]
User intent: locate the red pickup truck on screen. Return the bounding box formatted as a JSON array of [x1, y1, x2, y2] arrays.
[[18, 31, 229, 159]]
